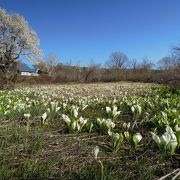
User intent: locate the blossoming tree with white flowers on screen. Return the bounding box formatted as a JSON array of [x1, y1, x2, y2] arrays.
[[0, 8, 42, 89]]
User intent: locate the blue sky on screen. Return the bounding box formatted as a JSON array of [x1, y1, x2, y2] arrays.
[[1, 0, 180, 66]]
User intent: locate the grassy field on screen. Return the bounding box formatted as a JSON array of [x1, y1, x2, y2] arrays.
[[0, 82, 179, 179]]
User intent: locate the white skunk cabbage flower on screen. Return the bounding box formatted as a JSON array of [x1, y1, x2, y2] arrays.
[[110, 132, 124, 152], [24, 113, 31, 118], [123, 122, 131, 130], [166, 126, 174, 136], [124, 131, 130, 140], [151, 125, 178, 155], [106, 107, 111, 113], [79, 116, 87, 125], [160, 132, 171, 145], [62, 114, 71, 124], [105, 119, 115, 129], [97, 118, 105, 125], [112, 106, 121, 116], [73, 109, 78, 118], [56, 106, 61, 112], [165, 126, 177, 141], [133, 133, 142, 145], [41, 112, 48, 125], [131, 106, 135, 113], [72, 121, 76, 130], [77, 117, 87, 131], [108, 129, 113, 136], [167, 140, 178, 154], [62, 103, 67, 109], [113, 133, 120, 141], [175, 124, 180, 131], [82, 105, 88, 110], [19, 103, 25, 110], [94, 146, 99, 160], [42, 112, 47, 121], [26, 97, 30, 101], [150, 132, 161, 144], [131, 104, 141, 117], [162, 112, 168, 121], [136, 105, 142, 114], [113, 106, 117, 112]]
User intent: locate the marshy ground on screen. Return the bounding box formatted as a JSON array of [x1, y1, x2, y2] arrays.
[[0, 82, 179, 179]]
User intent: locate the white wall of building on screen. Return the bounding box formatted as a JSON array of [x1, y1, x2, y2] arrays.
[[20, 72, 38, 76]]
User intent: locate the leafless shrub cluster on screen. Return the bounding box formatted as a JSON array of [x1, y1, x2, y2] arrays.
[[18, 49, 179, 86]]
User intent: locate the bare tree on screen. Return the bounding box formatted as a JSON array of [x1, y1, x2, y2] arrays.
[[35, 60, 49, 74], [173, 46, 180, 70], [158, 56, 174, 70], [173, 45, 180, 56], [0, 8, 42, 88], [106, 51, 128, 69], [129, 58, 138, 70], [74, 60, 81, 82], [137, 57, 153, 71], [35, 55, 61, 75], [84, 60, 101, 82], [46, 54, 60, 75]]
